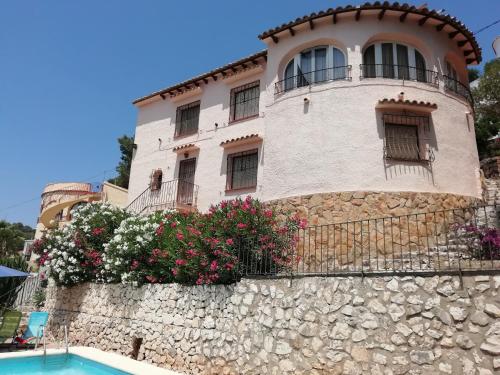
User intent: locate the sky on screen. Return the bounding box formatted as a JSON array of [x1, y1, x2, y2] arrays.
[[1, 0, 499, 228]]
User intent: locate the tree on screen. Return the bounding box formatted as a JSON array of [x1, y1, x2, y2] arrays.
[[108, 135, 134, 189], [473, 59, 500, 158], [468, 68, 480, 83], [0, 221, 34, 258]]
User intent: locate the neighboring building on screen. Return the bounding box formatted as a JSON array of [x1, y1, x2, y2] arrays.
[[128, 3, 482, 223], [33, 181, 127, 239]]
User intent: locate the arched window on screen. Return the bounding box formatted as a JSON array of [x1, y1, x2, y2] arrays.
[[283, 46, 347, 91], [150, 169, 163, 191], [362, 42, 427, 82]]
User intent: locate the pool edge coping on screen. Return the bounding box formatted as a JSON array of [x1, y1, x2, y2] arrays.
[[0, 346, 184, 375]]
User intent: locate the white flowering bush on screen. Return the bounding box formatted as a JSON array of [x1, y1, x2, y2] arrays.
[[103, 211, 171, 284], [34, 202, 130, 286]]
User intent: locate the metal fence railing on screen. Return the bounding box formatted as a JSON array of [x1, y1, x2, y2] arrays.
[[444, 75, 474, 106], [275, 66, 352, 95], [127, 179, 199, 215], [359, 64, 439, 86], [236, 205, 500, 278]]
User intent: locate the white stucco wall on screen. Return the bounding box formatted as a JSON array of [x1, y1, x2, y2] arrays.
[[128, 11, 481, 212]]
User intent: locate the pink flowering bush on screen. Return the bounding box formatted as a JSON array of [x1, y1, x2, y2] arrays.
[[33, 203, 130, 286], [36, 197, 305, 286]]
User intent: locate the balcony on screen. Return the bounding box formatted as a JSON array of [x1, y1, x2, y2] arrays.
[[127, 179, 199, 215], [443, 75, 474, 106], [360, 64, 439, 86], [274, 65, 352, 95], [360, 64, 473, 106]]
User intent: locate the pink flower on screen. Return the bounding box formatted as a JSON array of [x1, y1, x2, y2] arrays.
[[92, 227, 104, 236], [237, 223, 247, 229], [224, 263, 234, 271], [231, 200, 239, 208], [131, 260, 140, 270], [171, 268, 178, 276], [226, 238, 234, 246], [186, 249, 197, 258], [152, 248, 161, 257], [264, 210, 273, 218], [176, 232, 184, 241], [170, 222, 177, 228], [250, 208, 257, 215], [196, 275, 204, 285], [155, 223, 164, 236], [210, 260, 218, 272], [175, 259, 187, 266], [299, 219, 308, 229], [242, 202, 250, 211], [145, 275, 157, 283]]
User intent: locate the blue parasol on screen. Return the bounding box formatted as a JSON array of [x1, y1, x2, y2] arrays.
[[0, 265, 29, 278]]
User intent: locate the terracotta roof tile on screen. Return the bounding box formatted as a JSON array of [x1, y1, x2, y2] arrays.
[[378, 98, 438, 109], [173, 143, 199, 152], [258, 2, 480, 64], [133, 50, 267, 105], [220, 134, 262, 147]]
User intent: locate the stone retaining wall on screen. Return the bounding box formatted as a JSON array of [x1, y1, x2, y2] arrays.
[[267, 191, 480, 225], [481, 157, 500, 179], [45, 275, 500, 374]]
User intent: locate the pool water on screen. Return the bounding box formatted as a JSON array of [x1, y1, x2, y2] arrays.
[[0, 354, 130, 375]]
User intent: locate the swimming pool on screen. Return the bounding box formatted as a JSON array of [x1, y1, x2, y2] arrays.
[[0, 347, 181, 375], [0, 353, 129, 375]]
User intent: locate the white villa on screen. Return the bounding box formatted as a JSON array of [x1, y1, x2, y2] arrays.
[[127, 2, 482, 223]]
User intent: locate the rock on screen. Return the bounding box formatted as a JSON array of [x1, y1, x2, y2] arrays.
[[279, 359, 296, 373], [391, 333, 406, 346], [475, 276, 490, 283], [437, 284, 455, 297], [485, 304, 500, 318], [480, 336, 500, 355], [351, 346, 370, 362], [373, 352, 387, 365], [275, 341, 292, 355], [407, 304, 422, 317], [341, 305, 355, 316], [352, 296, 364, 306], [203, 316, 215, 329], [462, 358, 475, 375], [391, 293, 405, 305], [449, 306, 468, 322], [478, 369, 493, 375], [493, 357, 500, 369], [388, 304, 405, 322], [476, 284, 490, 293], [311, 337, 323, 352], [471, 311, 489, 326], [437, 309, 453, 326], [387, 279, 399, 292], [352, 329, 367, 342], [330, 322, 351, 340], [427, 329, 443, 340], [438, 362, 452, 374], [396, 323, 413, 337], [298, 322, 318, 338], [440, 337, 454, 348], [368, 299, 387, 314], [409, 350, 435, 365], [456, 334, 475, 350]]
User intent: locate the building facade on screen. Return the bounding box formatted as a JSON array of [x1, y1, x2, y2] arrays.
[[128, 3, 482, 223], [33, 181, 128, 239]]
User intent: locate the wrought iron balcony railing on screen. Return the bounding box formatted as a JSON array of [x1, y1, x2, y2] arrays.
[[360, 64, 439, 86], [443, 75, 474, 106], [274, 65, 352, 95], [127, 179, 199, 215]]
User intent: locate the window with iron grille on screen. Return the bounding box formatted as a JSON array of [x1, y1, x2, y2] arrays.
[[175, 101, 200, 137], [383, 113, 431, 162], [226, 149, 258, 190], [384, 123, 421, 161], [229, 81, 260, 123]]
